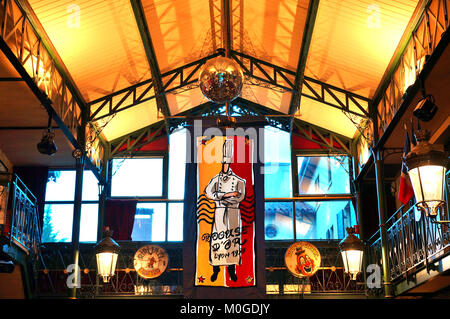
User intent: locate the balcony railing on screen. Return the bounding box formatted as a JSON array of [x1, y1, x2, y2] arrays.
[[8, 174, 41, 256], [36, 241, 366, 298], [368, 198, 450, 286]]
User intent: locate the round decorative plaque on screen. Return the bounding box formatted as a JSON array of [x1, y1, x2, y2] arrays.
[[133, 245, 168, 279], [285, 241, 321, 278]]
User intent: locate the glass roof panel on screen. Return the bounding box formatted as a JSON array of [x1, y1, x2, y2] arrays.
[[305, 0, 419, 98], [142, 0, 215, 73], [29, 0, 151, 102], [296, 97, 365, 138], [235, 0, 309, 70], [94, 99, 160, 141]]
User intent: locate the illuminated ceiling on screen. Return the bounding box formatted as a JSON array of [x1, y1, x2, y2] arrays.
[[27, 0, 421, 141]]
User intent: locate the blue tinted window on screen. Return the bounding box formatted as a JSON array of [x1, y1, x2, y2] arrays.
[[265, 202, 294, 240], [264, 127, 292, 197], [295, 200, 355, 240], [111, 158, 163, 197], [131, 203, 166, 241], [45, 170, 99, 201], [169, 129, 186, 199], [43, 170, 99, 243], [168, 203, 183, 241], [45, 171, 76, 201], [42, 203, 98, 243], [297, 156, 350, 194]]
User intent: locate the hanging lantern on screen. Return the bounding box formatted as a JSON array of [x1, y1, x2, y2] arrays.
[[95, 228, 120, 283], [198, 56, 244, 104], [405, 129, 448, 219], [339, 227, 364, 280]]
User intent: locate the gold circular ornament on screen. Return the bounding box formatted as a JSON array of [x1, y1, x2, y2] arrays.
[[285, 241, 321, 278], [133, 245, 168, 279]]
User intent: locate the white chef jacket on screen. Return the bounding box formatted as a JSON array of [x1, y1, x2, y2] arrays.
[[205, 168, 246, 266]]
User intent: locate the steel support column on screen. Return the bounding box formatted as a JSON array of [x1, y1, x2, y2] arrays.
[[70, 155, 84, 299], [97, 144, 110, 241], [373, 149, 393, 298], [95, 143, 110, 297]]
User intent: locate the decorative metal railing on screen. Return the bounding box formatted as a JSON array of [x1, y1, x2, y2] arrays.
[[36, 241, 365, 298], [368, 199, 450, 285], [9, 174, 41, 255]]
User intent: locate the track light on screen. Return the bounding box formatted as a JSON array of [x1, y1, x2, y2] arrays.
[[413, 75, 437, 122], [413, 95, 437, 122], [37, 114, 57, 155]]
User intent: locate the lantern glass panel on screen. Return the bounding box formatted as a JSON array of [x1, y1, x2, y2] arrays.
[[341, 249, 363, 280], [96, 252, 118, 283], [408, 165, 445, 216]]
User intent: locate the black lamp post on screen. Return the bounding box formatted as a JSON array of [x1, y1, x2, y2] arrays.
[[95, 227, 120, 283], [405, 129, 448, 222], [339, 227, 364, 280]]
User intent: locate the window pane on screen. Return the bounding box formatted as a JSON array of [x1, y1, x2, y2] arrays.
[[131, 203, 166, 241], [297, 156, 350, 194], [264, 127, 292, 197], [295, 200, 355, 240], [168, 203, 183, 241], [169, 129, 186, 199], [111, 158, 164, 197], [265, 202, 294, 240], [82, 171, 99, 201], [42, 204, 99, 243], [42, 204, 73, 242], [45, 171, 76, 201], [80, 204, 98, 242]]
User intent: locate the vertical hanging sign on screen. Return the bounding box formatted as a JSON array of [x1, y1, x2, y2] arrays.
[[195, 135, 256, 288]]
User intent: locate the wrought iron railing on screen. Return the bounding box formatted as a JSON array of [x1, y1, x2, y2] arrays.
[[368, 200, 450, 285], [9, 174, 41, 255], [36, 241, 366, 298]]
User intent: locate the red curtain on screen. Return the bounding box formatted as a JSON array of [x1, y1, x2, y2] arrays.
[[104, 199, 137, 241]]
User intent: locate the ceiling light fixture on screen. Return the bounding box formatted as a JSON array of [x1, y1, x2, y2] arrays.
[[413, 75, 437, 122], [37, 113, 57, 156], [413, 95, 437, 122]]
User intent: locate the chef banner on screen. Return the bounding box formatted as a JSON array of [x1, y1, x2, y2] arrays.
[[195, 135, 255, 287], [183, 121, 265, 298]]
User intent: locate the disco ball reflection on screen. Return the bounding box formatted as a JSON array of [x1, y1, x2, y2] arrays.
[[198, 56, 244, 104]]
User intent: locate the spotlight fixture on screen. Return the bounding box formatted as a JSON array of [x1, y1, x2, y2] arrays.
[[37, 131, 57, 155], [413, 95, 437, 122], [37, 114, 57, 155]]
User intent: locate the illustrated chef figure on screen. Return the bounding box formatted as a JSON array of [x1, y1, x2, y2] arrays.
[[205, 139, 246, 282]]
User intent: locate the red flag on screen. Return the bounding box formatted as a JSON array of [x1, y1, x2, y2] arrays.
[[398, 132, 414, 205]]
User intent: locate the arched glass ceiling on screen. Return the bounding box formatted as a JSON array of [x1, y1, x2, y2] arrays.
[[304, 0, 419, 98], [26, 0, 423, 141], [29, 0, 151, 102]]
